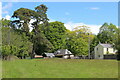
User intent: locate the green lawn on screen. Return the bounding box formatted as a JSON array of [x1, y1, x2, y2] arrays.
[[2, 59, 118, 78]]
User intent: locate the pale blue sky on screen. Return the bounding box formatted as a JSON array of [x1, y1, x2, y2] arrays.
[[2, 2, 118, 34]]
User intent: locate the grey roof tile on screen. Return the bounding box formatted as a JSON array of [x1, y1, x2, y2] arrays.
[[44, 53, 55, 56], [100, 44, 113, 48]]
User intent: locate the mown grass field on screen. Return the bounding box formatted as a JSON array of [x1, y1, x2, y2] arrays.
[[2, 59, 118, 78]]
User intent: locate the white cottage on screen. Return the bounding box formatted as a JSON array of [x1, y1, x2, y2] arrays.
[[94, 43, 116, 59], [54, 49, 74, 59]]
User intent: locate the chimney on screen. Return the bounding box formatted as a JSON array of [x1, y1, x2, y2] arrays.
[[105, 41, 107, 44], [99, 41, 101, 44]]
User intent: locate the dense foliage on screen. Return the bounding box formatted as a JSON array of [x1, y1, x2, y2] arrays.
[[97, 23, 118, 44], [43, 21, 67, 51], [1, 4, 119, 60], [2, 26, 33, 60], [66, 26, 94, 56]]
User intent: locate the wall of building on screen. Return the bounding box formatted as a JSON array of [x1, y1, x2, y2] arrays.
[[103, 48, 115, 54], [104, 54, 116, 59], [94, 44, 104, 59], [95, 44, 103, 59], [94, 43, 116, 59]]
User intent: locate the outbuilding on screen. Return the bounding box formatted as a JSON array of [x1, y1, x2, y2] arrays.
[[42, 53, 55, 58], [54, 49, 74, 59]]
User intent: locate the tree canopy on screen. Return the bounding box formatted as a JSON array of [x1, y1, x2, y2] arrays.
[[1, 26, 33, 60], [97, 23, 118, 44], [66, 26, 94, 56], [42, 21, 67, 51]]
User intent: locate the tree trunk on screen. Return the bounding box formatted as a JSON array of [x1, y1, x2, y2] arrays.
[[23, 55, 26, 59]]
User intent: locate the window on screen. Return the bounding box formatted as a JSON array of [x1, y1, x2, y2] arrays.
[[97, 48, 98, 50], [107, 48, 108, 51], [98, 55, 100, 57]]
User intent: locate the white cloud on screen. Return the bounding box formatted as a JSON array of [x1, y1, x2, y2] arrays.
[[28, 18, 101, 34], [2, 3, 12, 10], [2, 11, 9, 14], [87, 24, 101, 34], [5, 15, 11, 20], [28, 19, 36, 32], [29, 19, 56, 32], [64, 22, 101, 35], [64, 22, 84, 31], [90, 7, 100, 10], [2, 3, 12, 14]]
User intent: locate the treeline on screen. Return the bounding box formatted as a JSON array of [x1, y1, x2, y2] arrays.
[[1, 4, 120, 60]]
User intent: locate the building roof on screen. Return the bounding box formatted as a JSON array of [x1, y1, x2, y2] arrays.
[[100, 43, 113, 48], [54, 49, 72, 55], [44, 53, 55, 57]]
